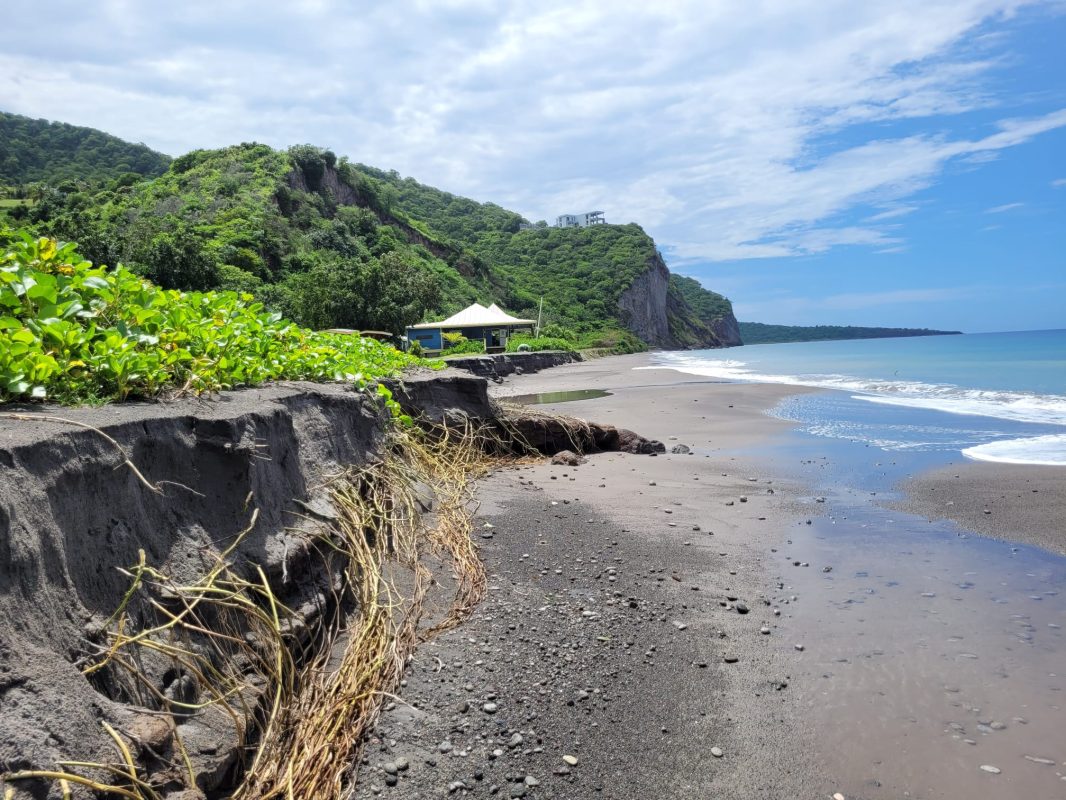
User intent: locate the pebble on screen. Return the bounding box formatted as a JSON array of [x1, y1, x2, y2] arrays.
[[760, 626, 771, 635], [711, 746, 724, 758], [438, 741, 453, 753], [794, 643, 805, 651], [979, 764, 1001, 774], [562, 754, 579, 766], [383, 762, 398, 775], [482, 702, 498, 713], [735, 602, 749, 614], [1024, 755, 1056, 765]]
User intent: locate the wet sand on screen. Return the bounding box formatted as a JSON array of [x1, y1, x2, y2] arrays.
[[896, 461, 1066, 556], [355, 353, 1066, 798]]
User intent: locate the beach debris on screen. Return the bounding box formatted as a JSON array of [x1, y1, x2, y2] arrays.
[[979, 764, 1001, 774], [551, 450, 583, 466], [1024, 755, 1056, 765]]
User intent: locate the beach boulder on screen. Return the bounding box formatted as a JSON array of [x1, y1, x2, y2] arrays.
[[551, 450, 584, 466]]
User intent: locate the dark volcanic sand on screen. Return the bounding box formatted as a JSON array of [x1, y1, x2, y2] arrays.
[[353, 353, 1066, 799], [896, 461, 1066, 556]]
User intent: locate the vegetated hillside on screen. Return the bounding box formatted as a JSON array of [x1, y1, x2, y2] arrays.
[[358, 165, 741, 349], [668, 274, 742, 347], [0, 111, 171, 187], [10, 132, 738, 349], [738, 321, 962, 345]]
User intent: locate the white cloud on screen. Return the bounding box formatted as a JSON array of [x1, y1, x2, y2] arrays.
[[1053, 178, 1066, 187], [865, 205, 920, 222], [985, 201, 1026, 212], [0, 0, 1062, 263]]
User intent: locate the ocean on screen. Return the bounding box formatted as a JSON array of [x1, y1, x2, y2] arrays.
[[647, 328, 1066, 466]]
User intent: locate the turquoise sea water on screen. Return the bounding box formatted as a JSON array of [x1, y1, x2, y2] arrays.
[[649, 329, 1066, 465]]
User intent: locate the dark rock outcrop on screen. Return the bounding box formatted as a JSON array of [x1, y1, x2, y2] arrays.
[[618, 252, 741, 349], [617, 253, 673, 347]]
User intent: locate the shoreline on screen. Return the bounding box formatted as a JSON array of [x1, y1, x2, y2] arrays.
[[498, 352, 1066, 557], [353, 352, 1066, 798], [893, 460, 1066, 556]]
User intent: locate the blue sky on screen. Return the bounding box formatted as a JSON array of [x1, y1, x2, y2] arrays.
[[2, 0, 1064, 331]]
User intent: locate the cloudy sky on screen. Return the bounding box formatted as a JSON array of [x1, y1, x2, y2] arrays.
[[3, 0, 1064, 331]]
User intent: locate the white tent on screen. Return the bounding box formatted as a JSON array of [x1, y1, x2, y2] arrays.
[[410, 302, 535, 329]]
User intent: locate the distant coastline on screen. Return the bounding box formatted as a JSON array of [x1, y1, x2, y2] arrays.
[[738, 321, 961, 345]]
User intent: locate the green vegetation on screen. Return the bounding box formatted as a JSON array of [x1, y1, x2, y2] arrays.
[[738, 321, 962, 345], [0, 112, 170, 187], [669, 274, 733, 322], [440, 332, 486, 357], [0, 230, 419, 406], [3, 119, 739, 351], [505, 334, 574, 352], [332, 166, 737, 349]]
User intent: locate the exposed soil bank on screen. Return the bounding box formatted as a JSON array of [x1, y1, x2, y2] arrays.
[[894, 461, 1066, 556], [0, 366, 668, 799], [0, 382, 387, 797]]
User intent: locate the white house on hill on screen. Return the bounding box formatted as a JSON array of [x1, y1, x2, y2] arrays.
[[555, 211, 605, 228]]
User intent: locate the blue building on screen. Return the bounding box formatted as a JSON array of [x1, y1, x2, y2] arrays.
[[406, 302, 536, 354]]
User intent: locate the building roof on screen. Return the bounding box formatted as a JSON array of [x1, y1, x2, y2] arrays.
[[409, 302, 536, 329]]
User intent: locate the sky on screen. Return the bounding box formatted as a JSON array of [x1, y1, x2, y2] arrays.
[[2, 0, 1064, 332]]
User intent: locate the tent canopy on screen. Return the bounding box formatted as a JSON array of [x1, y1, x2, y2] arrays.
[[409, 302, 535, 329]]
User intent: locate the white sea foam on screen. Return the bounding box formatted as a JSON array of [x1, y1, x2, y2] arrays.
[[643, 353, 1066, 427], [962, 435, 1066, 466]]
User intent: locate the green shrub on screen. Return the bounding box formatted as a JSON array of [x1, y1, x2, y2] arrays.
[[0, 230, 420, 405], [440, 335, 486, 357], [504, 334, 574, 353]]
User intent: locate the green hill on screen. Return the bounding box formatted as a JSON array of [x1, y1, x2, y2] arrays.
[[738, 321, 962, 345], [8, 133, 739, 351], [0, 111, 171, 187]]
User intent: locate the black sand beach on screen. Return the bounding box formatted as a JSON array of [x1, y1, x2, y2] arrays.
[[355, 353, 1066, 799]]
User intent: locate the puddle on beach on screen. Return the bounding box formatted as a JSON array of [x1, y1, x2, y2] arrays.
[[755, 433, 1066, 798], [507, 388, 612, 405]]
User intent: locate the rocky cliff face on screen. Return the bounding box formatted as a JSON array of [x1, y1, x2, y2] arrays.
[[617, 253, 674, 347], [618, 253, 741, 349], [709, 313, 742, 347]]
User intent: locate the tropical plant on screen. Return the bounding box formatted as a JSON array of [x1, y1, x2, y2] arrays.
[[0, 230, 420, 405]]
